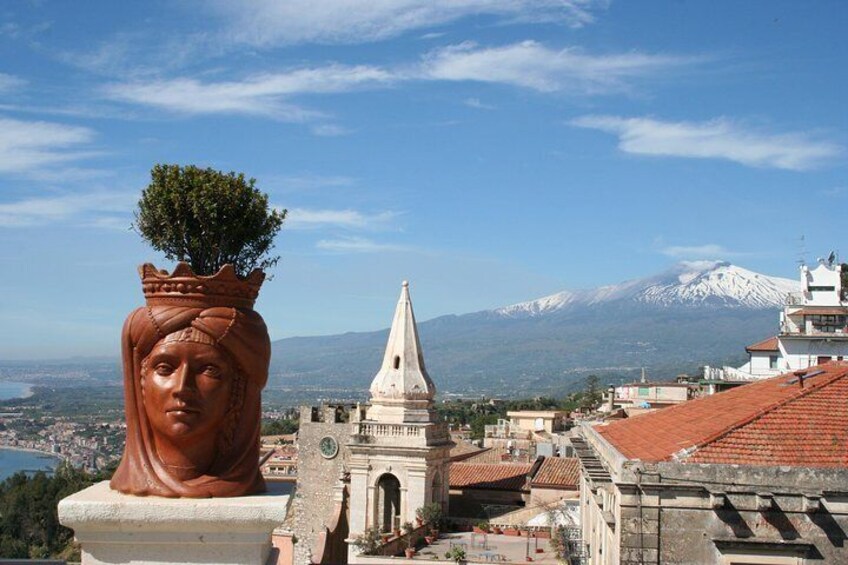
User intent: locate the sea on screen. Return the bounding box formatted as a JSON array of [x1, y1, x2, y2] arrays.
[[0, 381, 61, 481]]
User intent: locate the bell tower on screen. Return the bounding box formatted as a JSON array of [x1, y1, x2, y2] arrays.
[[347, 281, 452, 556]]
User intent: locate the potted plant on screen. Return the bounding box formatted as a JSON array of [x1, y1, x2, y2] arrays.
[[416, 502, 442, 538], [473, 520, 490, 534], [352, 527, 382, 555], [492, 525, 503, 535], [445, 546, 467, 564], [135, 164, 286, 278], [504, 526, 520, 536]]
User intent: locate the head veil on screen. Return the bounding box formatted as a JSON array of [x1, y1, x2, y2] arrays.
[[110, 264, 270, 497]]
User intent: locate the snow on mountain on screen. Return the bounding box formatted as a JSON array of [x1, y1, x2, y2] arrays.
[[496, 261, 800, 317]]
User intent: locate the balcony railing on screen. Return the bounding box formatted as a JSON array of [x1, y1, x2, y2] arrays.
[[354, 421, 450, 444], [786, 292, 805, 306]]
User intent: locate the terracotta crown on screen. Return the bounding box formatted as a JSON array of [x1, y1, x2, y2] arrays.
[[140, 262, 265, 309]]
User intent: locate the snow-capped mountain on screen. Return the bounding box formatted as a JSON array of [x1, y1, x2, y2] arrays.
[[496, 261, 799, 317], [273, 260, 795, 395]]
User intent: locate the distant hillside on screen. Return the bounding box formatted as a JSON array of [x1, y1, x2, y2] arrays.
[[270, 261, 795, 397]]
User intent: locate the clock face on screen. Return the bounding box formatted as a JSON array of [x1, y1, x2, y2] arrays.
[[319, 436, 339, 459]]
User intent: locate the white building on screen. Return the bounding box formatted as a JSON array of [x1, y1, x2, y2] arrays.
[[705, 258, 848, 384], [347, 281, 452, 560]]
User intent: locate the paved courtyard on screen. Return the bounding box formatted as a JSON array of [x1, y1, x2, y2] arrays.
[[412, 531, 560, 564]]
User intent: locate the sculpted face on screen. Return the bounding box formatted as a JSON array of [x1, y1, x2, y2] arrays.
[[142, 338, 234, 443]]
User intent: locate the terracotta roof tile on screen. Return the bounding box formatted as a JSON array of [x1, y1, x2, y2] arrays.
[[449, 441, 487, 462], [745, 336, 780, 352], [596, 362, 848, 467], [449, 463, 533, 491], [530, 457, 580, 489]]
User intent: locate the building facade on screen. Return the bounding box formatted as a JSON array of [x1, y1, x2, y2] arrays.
[[576, 363, 848, 564], [347, 281, 453, 560], [706, 259, 848, 384]]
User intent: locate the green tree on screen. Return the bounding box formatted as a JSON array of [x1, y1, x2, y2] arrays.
[[581, 374, 602, 411], [470, 414, 499, 441], [135, 164, 286, 277], [260, 418, 299, 436]]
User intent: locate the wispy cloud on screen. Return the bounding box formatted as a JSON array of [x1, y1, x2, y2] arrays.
[[661, 244, 746, 259], [570, 115, 843, 171], [820, 186, 846, 198], [310, 123, 352, 137], [0, 116, 100, 175], [463, 97, 496, 110], [0, 191, 134, 228], [102, 65, 396, 120], [102, 42, 688, 121], [315, 236, 410, 253], [264, 174, 356, 192], [421, 41, 692, 94], [0, 73, 26, 92], [211, 0, 603, 46], [286, 208, 398, 230]]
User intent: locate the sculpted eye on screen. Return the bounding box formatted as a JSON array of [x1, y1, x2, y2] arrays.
[[154, 363, 175, 376], [202, 365, 223, 378]]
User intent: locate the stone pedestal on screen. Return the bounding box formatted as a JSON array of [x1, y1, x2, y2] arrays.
[[58, 481, 290, 565]]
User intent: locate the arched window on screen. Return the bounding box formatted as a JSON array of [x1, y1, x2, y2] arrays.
[[393, 355, 401, 369], [432, 471, 443, 507], [376, 473, 401, 533]]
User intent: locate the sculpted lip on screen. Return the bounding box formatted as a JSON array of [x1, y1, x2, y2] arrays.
[[166, 406, 201, 415]]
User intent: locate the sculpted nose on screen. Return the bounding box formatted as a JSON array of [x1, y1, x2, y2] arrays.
[[172, 365, 197, 396]]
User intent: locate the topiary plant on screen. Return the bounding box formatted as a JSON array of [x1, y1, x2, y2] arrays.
[[135, 163, 286, 277]]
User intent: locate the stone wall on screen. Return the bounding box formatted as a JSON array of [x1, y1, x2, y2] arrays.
[[288, 405, 354, 565]]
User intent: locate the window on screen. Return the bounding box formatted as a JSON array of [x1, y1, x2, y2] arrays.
[[808, 285, 835, 292], [638, 386, 649, 397], [769, 355, 779, 369], [808, 314, 847, 333], [393, 355, 400, 369]]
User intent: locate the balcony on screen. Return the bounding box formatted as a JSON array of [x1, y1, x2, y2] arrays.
[[352, 421, 451, 447]]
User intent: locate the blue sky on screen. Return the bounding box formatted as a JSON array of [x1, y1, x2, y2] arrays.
[[0, 1, 845, 359]]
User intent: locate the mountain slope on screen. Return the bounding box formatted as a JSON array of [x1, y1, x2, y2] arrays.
[[270, 262, 797, 397], [496, 261, 798, 317]]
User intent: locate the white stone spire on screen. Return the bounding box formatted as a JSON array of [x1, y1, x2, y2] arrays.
[[369, 281, 435, 403]]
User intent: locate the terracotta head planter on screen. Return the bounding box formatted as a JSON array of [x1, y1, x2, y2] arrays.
[[110, 262, 270, 497]]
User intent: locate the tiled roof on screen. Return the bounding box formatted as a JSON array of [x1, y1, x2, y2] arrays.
[[461, 446, 532, 464], [449, 441, 487, 462], [450, 463, 533, 491], [745, 336, 779, 352], [788, 307, 848, 316], [530, 457, 580, 489], [596, 363, 848, 467]]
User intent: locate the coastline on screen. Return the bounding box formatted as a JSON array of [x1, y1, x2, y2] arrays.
[[0, 444, 64, 461]]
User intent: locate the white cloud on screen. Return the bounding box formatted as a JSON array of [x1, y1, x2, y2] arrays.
[[0, 73, 25, 92], [0, 116, 99, 174], [421, 41, 690, 94], [212, 0, 603, 46], [103, 42, 688, 120], [570, 115, 843, 171], [463, 97, 496, 110], [102, 65, 395, 120], [315, 236, 410, 253], [0, 192, 134, 228], [310, 124, 352, 137], [264, 174, 355, 192], [661, 244, 744, 259], [286, 208, 397, 230]]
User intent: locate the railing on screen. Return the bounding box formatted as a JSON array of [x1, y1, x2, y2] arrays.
[[355, 422, 451, 443], [702, 365, 760, 382], [357, 423, 422, 438], [786, 292, 805, 306]]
